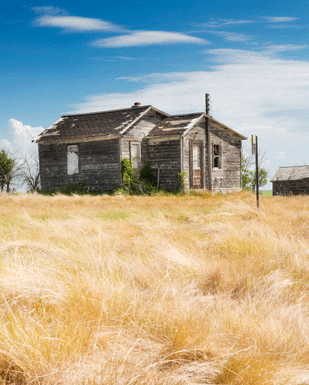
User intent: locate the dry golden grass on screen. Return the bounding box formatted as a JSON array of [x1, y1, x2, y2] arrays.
[[0, 191, 308, 384]]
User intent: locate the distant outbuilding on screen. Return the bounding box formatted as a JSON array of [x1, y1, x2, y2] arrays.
[[271, 166, 309, 196]]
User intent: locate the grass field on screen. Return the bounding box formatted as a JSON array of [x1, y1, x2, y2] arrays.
[[0, 191, 308, 384], [260, 190, 273, 196]]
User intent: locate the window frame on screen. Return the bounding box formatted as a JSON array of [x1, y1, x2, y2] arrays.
[[192, 144, 201, 170], [129, 142, 141, 170], [67, 144, 79, 175], [213, 144, 221, 169]]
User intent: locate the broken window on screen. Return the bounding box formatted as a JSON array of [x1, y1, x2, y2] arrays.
[[130, 142, 140, 169], [67, 145, 79, 175], [213, 144, 221, 168]]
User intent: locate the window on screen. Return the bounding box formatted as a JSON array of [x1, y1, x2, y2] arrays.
[[213, 144, 221, 169], [67, 145, 79, 175], [130, 142, 140, 169], [192, 144, 201, 170]]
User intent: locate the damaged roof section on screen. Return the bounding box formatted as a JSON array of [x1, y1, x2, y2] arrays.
[[34, 104, 246, 143], [34, 105, 155, 143], [147, 113, 247, 139], [148, 113, 205, 137]]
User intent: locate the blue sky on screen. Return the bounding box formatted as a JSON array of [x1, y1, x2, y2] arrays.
[[1, 0, 309, 187]]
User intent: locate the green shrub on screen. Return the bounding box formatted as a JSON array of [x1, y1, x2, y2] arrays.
[[57, 181, 87, 195], [38, 181, 88, 196], [176, 171, 187, 193], [115, 159, 157, 196], [140, 162, 157, 186]]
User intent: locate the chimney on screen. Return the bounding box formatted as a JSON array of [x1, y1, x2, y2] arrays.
[[132, 102, 141, 108]]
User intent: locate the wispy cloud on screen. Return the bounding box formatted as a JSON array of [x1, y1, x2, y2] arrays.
[[196, 16, 300, 31], [205, 44, 307, 63], [90, 56, 142, 62], [31, 7, 124, 33], [92, 31, 207, 47], [200, 19, 254, 28], [72, 45, 309, 123], [205, 31, 251, 42], [263, 16, 299, 23], [31, 6, 65, 15], [33, 15, 123, 33], [275, 151, 286, 160], [71, 45, 309, 176]]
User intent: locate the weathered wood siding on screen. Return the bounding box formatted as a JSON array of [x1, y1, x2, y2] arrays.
[[182, 122, 207, 189], [39, 139, 121, 191], [273, 179, 309, 196], [120, 110, 164, 174], [209, 122, 242, 193], [147, 137, 181, 191]]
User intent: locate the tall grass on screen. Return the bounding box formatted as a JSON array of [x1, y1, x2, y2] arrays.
[[0, 191, 308, 384]]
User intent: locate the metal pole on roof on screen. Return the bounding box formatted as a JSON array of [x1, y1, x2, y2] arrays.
[[205, 94, 210, 115]]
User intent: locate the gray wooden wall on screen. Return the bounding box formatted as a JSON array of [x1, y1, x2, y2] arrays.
[[209, 123, 242, 193], [182, 122, 207, 189], [39, 139, 121, 191], [146, 137, 181, 191], [273, 179, 309, 196], [120, 110, 164, 174]]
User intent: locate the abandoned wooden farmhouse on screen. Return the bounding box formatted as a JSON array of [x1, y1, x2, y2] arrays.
[[271, 166, 309, 196], [35, 99, 247, 193]]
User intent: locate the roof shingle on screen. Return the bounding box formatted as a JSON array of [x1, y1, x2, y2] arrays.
[[35, 105, 152, 142], [271, 166, 309, 182], [147, 113, 204, 137]]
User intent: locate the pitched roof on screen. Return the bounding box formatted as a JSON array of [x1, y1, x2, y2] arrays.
[[147, 112, 247, 139], [34, 104, 246, 143], [34, 105, 163, 143], [147, 113, 204, 137], [271, 166, 309, 182]]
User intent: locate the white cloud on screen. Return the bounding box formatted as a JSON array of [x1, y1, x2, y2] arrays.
[[0, 139, 13, 152], [206, 31, 251, 42], [275, 151, 286, 160], [72, 46, 309, 124], [7, 119, 44, 154], [71, 46, 309, 177], [199, 19, 254, 28], [264, 17, 298, 23], [92, 31, 207, 47], [34, 15, 122, 32], [31, 6, 64, 15]]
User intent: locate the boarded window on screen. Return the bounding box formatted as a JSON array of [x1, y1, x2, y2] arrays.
[[67, 145, 79, 175], [213, 144, 221, 168], [193, 144, 201, 170], [130, 142, 140, 169]]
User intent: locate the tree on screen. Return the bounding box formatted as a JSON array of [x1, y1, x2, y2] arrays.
[[0, 150, 14, 192], [242, 156, 252, 191], [242, 155, 268, 192], [19, 153, 40, 192], [251, 167, 268, 192]]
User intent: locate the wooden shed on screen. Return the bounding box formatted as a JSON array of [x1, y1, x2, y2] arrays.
[[271, 166, 309, 196], [35, 101, 246, 193]]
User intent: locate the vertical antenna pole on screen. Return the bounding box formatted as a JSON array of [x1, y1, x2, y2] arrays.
[[205, 93, 210, 115], [255, 136, 259, 209], [205, 93, 212, 191]]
